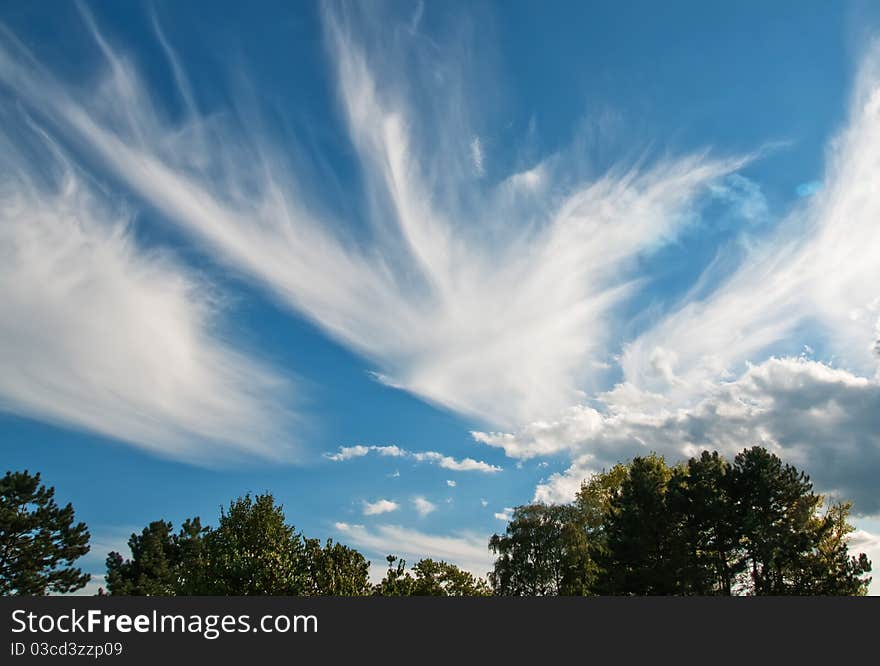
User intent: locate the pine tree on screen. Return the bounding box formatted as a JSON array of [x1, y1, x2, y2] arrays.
[[0, 470, 90, 595]]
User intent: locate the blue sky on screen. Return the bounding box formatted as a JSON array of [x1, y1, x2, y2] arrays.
[[1, 0, 879, 593]]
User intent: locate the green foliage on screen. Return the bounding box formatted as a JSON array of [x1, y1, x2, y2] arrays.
[[304, 538, 372, 596], [489, 447, 872, 596], [489, 503, 593, 595], [98, 445, 878, 597], [104, 493, 373, 596], [374, 555, 415, 595], [0, 470, 90, 595], [105, 518, 208, 595], [375, 555, 491, 596], [666, 451, 743, 594], [194, 493, 309, 595], [601, 454, 676, 594]]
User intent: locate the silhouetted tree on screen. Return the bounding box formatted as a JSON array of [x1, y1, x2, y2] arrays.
[[666, 451, 744, 594], [375, 555, 490, 596]]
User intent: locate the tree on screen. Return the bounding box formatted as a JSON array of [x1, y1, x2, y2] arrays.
[[728, 446, 825, 594], [375, 555, 491, 596], [200, 493, 309, 595], [374, 555, 415, 596], [792, 501, 872, 595], [104, 494, 378, 596], [488, 446, 871, 596], [304, 538, 372, 596], [410, 558, 490, 596], [105, 518, 207, 595], [0, 470, 90, 595], [489, 503, 591, 595], [601, 454, 677, 595], [572, 463, 629, 590], [666, 451, 744, 595]]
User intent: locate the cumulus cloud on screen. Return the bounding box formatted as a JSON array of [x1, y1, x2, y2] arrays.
[[334, 522, 493, 577], [412, 496, 437, 517], [493, 507, 514, 522], [325, 445, 405, 461], [325, 444, 501, 473], [0, 6, 747, 434], [446, 479, 456, 487], [482, 358, 880, 516], [0, 120, 293, 464], [362, 499, 399, 516]]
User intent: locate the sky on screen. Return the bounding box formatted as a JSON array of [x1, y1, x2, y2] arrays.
[[1, 0, 879, 594]]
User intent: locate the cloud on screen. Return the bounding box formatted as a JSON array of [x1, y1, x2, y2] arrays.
[[0, 6, 748, 434], [494, 507, 514, 522], [325, 445, 405, 461], [484, 357, 880, 516], [619, 42, 880, 403], [446, 479, 456, 487], [470, 136, 485, 176], [514, 42, 880, 516], [0, 119, 293, 464], [334, 522, 493, 577], [362, 499, 399, 516], [412, 496, 437, 517], [325, 444, 501, 473], [848, 529, 880, 595]]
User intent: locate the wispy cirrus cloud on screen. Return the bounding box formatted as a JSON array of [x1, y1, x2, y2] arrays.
[[334, 522, 493, 578], [0, 120, 294, 464], [324, 444, 501, 473], [618, 42, 880, 402], [476, 43, 880, 521], [0, 4, 747, 439]]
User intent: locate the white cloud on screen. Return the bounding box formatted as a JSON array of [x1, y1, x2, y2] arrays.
[[411, 451, 501, 473], [412, 496, 437, 517], [334, 522, 493, 578], [325, 444, 501, 473], [848, 528, 880, 595], [362, 499, 399, 516], [480, 498, 489, 508], [484, 357, 880, 516], [470, 136, 485, 176], [619, 43, 880, 403], [325, 444, 404, 461], [494, 507, 514, 522], [0, 121, 293, 464], [446, 479, 456, 487], [0, 8, 747, 434], [505, 163, 546, 191]]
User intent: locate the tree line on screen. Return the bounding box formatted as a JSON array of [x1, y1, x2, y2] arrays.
[[0, 446, 872, 596]]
